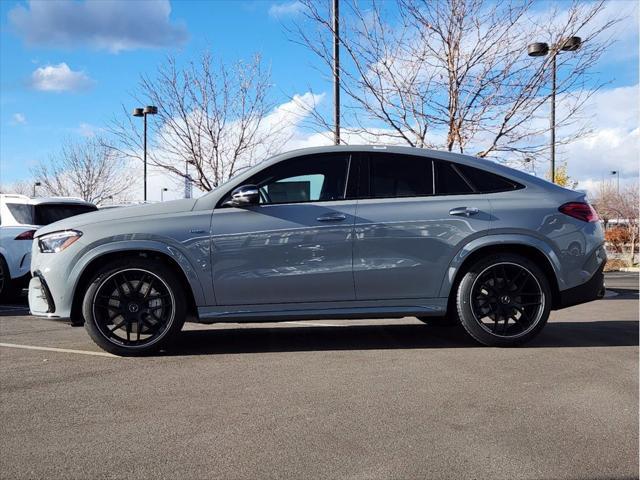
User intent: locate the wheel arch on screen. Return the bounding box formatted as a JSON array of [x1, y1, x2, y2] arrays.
[[440, 236, 562, 309], [69, 245, 202, 325]]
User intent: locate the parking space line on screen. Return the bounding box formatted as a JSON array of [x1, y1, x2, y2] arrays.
[[0, 342, 119, 358]]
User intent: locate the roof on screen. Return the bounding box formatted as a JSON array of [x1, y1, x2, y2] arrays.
[[29, 196, 95, 206]]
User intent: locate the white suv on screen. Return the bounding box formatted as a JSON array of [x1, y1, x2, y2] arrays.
[[0, 194, 96, 299]]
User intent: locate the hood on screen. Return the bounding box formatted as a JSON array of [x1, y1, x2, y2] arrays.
[[35, 198, 198, 237]]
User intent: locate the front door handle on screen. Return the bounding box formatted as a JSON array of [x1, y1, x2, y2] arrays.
[[449, 207, 479, 217], [316, 213, 347, 222]]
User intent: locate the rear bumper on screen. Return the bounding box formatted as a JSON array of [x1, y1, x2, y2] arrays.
[[556, 263, 606, 309]]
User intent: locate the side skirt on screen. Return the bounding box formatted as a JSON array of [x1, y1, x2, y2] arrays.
[[196, 298, 447, 324]]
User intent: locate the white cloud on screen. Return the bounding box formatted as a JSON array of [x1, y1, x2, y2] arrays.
[[11, 113, 27, 125], [9, 0, 188, 53], [559, 85, 639, 189], [77, 123, 101, 137], [30, 63, 94, 92], [268, 1, 304, 19]]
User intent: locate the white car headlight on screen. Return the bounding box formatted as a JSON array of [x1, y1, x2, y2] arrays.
[[38, 230, 83, 253]]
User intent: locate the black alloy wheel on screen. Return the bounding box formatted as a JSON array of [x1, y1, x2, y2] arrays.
[[83, 259, 186, 356], [470, 262, 544, 337], [92, 268, 175, 347], [456, 253, 551, 347]]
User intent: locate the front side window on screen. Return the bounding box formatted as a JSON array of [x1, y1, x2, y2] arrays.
[[238, 154, 350, 205], [367, 153, 433, 198]]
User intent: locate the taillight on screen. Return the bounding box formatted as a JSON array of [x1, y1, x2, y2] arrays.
[[558, 202, 599, 222], [14, 230, 37, 240]]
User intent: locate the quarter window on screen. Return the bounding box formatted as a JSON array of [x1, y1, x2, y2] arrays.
[[456, 164, 522, 193]]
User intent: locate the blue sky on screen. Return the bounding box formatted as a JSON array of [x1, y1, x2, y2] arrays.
[[0, 0, 330, 184], [0, 0, 638, 196]]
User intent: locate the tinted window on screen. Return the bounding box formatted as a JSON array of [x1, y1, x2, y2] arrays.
[[7, 203, 33, 224], [243, 154, 350, 205], [368, 154, 433, 198], [34, 204, 97, 225], [6, 203, 96, 225], [456, 164, 521, 193], [435, 162, 473, 195]]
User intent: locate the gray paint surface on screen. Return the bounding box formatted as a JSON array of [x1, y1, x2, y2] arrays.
[[28, 145, 604, 321]]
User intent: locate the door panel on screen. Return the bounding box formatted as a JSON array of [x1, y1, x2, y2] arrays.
[[353, 196, 491, 299], [211, 201, 356, 305]]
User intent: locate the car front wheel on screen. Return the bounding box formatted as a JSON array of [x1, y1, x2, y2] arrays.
[[456, 253, 551, 347], [82, 258, 186, 356]]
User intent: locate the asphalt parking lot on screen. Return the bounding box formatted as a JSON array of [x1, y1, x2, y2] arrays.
[[1, 272, 638, 479]]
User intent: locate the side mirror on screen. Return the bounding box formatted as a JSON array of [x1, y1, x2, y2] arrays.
[[225, 184, 260, 207]]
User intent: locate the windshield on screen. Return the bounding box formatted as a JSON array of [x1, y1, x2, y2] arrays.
[[6, 203, 97, 226]]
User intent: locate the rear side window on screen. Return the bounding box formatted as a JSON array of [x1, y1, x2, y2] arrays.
[[456, 164, 521, 193], [368, 154, 433, 198], [435, 162, 473, 195], [34, 204, 97, 225]]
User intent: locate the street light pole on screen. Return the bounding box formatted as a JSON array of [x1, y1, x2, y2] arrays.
[[332, 0, 340, 145], [132, 106, 158, 202], [611, 170, 620, 194], [527, 37, 581, 184], [143, 112, 148, 201], [550, 53, 557, 184]]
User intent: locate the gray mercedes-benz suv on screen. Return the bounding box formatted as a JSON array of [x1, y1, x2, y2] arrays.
[[28, 146, 606, 355]]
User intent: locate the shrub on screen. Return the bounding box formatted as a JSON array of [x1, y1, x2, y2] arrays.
[[605, 227, 632, 253]]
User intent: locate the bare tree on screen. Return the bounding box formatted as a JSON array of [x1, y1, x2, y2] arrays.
[[108, 52, 291, 192], [31, 136, 133, 205], [621, 183, 639, 265], [0, 180, 33, 196], [592, 180, 639, 265], [294, 0, 619, 166]]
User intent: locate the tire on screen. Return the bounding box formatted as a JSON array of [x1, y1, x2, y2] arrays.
[[456, 253, 551, 347], [82, 258, 186, 356], [0, 256, 13, 302]]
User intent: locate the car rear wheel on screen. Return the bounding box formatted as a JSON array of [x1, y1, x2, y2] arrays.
[[456, 253, 551, 347], [0, 256, 12, 301], [82, 259, 186, 356]]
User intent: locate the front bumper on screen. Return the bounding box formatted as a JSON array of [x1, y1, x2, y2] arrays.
[[28, 271, 57, 316], [556, 262, 606, 309]]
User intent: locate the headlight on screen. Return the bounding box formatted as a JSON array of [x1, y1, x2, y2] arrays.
[[38, 230, 83, 253]]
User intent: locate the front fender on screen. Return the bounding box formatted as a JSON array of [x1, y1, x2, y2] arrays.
[[438, 233, 563, 298], [70, 238, 208, 307]]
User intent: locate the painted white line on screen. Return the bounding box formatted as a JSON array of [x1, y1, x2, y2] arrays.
[[284, 321, 346, 328], [0, 342, 119, 358]]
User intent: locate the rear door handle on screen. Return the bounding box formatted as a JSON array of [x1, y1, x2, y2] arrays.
[[449, 207, 479, 217], [316, 213, 347, 222]]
